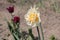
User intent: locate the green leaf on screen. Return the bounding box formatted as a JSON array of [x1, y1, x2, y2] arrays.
[[26, 35, 32, 40], [28, 29, 35, 40], [13, 33, 20, 40], [7, 21, 15, 30], [50, 35, 56, 40]]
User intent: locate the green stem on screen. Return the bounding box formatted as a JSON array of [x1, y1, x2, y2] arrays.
[[40, 23, 44, 40], [36, 26, 41, 40], [13, 33, 20, 40], [28, 29, 35, 40]]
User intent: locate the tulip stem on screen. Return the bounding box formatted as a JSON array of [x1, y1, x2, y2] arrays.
[[40, 23, 44, 40], [36, 26, 41, 40]]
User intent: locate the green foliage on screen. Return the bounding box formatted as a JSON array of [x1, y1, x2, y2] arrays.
[[19, 0, 33, 6], [7, 0, 16, 3], [28, 29, 35, 40], [26, 35, 32, 40], [36, 0, 44, 7], [7, 21, 35, 40], [50, 0, 60, 13], [50, 35, 56, 40], [7, 21, 21, 40]]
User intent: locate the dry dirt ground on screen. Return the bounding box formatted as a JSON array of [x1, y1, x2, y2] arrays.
[[0, 0, 60, 40]]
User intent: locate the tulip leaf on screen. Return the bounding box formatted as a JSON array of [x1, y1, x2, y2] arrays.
[[7, 21, 15, 30], [13, 33, 20, 40]]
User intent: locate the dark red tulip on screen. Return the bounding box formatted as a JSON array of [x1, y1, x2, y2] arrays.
[[13, 16, 20, 23], [7, 6, 14, 13]]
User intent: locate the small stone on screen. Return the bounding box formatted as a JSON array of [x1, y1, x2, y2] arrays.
[[7, 34, 10, 37], [3, 39, 6, 40]]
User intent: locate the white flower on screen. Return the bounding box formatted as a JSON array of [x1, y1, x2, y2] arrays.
[[24, 5, 41, 27]]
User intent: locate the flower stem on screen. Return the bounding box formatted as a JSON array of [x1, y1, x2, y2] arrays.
[[13, 33, 20, 40], [28, 29, 35, 40], [36, 26, 41, 40], [40, 23, 44, 40]]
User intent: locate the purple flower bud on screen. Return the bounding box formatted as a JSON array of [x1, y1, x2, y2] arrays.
[[7, 6, 14, 13], [13, 16, 20, 23]]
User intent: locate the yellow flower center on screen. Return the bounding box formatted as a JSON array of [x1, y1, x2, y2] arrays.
[[28, 12, 39, 23]]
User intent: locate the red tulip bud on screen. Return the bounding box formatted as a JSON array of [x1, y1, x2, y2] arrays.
[[7, 6, 14, 13], [13, 16, 20, 23]]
